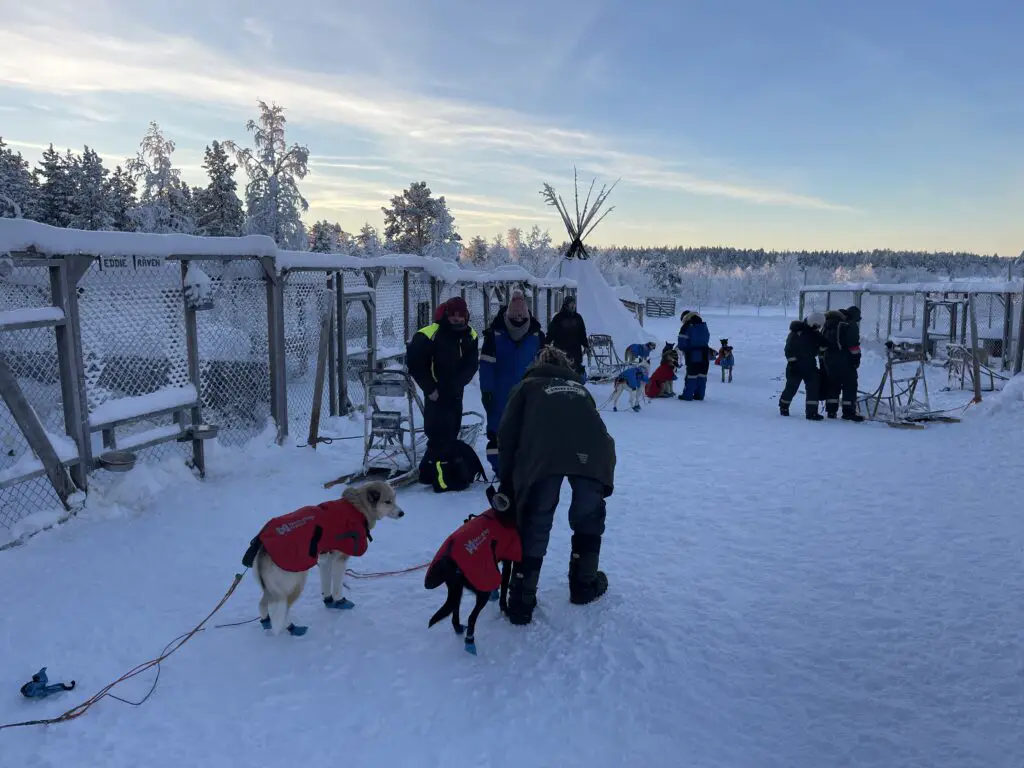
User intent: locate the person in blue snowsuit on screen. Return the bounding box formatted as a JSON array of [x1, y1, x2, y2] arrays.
[[479, 291, 545, 474], [677, 310, 715, 401]]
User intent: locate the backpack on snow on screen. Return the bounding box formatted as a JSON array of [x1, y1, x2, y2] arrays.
[[425, 440, 488, 493]]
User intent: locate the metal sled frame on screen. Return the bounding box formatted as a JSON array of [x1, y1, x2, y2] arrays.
[[586, 334, 628, 383], [326, 367, 486, 488]]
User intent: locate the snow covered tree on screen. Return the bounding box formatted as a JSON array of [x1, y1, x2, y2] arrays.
[[0, 138, 36, 218], [646, 258, 681, 296], [506, 227, 522, 263], [489, 233, 509, 266], [462, 235, 488, 266], [105, 165, 137, 231], [381, 181, 462, 258], [32, 144, 77, 227], [226, 101, 310, 249], [193, 140, 243, 237], [126, 122, 195, 234], [308, 220, 344, 252], [518, 225, 556, 275], [355, 222, 383, 257], [68, 147, 114, 231]]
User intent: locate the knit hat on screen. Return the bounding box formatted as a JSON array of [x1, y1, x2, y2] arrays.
[[845, 305, 861, 322], [444, 296, 469, 320], [805, 311, 825, 328], [507, 290, 530, 323]]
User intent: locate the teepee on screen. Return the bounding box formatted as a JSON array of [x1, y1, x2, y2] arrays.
[[542, 170, 657, 350]]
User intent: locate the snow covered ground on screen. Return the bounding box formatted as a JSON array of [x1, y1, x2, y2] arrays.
[[1, 310, 1022, 768]]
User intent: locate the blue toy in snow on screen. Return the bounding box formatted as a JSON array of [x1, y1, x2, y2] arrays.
[[20, 667, 76, 699]]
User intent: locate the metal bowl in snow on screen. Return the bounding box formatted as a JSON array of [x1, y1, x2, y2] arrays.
[[96, 450, 136, 473], [178, 424, 220, 441]]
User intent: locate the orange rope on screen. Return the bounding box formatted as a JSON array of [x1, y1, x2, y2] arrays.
[[0, 572, 246, 731], [345, 562, 428, 579]]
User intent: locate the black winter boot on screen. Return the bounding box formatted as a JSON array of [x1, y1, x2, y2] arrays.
[[779, 404, 790, 416], [805, 407, 823, 421], [841, 407, 865, 423], [506, 556, 543, 625], [568, 534, 608, 605]]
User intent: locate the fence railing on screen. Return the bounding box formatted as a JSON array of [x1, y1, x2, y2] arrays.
[[0, 220, 576, 542], [645, 296, 677, 318]]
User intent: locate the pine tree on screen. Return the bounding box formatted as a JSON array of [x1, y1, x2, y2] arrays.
[[193, 140, 243, 236], [126, 122, 195, 233], [382, 181, 462, 259], [0, 138, 37, 218], [308, 220, 344, 252], [225, 101, 310, 249], [32, 144, 77, 227], [69, 147, 114, 231], [462, 235, 488, 266], [105, 165, 137, 231], [355, 222, 382, 256]]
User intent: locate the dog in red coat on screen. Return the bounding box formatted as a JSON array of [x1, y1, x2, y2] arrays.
[[242, 480, 404, 636], [425, 487, 521, 654]]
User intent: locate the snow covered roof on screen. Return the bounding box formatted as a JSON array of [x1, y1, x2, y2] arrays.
[[0, 218, 277, 258], [274, 250, 576, 288], [801, 280, 1024, 295], [0, 219, 576, 288]]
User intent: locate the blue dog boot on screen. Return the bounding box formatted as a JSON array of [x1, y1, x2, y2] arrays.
[[631, 404, 641, 412], [286, 623, 308, 636], [489, 589, 499, 602], [260, 616, 272, 630], [324, 596, 355, 610], [464, 636, 477, 655]]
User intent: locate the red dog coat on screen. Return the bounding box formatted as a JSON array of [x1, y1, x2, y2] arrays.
[[645, 362, 677, 398], [426, 510, 522, 592], [257, 499, 371, 573]]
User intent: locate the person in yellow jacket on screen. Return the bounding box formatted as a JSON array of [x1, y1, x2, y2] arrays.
[[406, 297, 479, 481]]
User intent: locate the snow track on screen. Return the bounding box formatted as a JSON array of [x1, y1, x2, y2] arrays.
[[1, 311, 1021, 768]]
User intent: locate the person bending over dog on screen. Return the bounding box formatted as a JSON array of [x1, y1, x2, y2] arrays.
[[496, 344, 616, 626]]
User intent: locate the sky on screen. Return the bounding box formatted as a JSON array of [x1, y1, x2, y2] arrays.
[[0, 0, 1021, 255]]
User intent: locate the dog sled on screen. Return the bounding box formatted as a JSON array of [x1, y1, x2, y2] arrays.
[[585, 334, 629, 383], [859, 339, 961, 429], [325, 367, 485, 489]]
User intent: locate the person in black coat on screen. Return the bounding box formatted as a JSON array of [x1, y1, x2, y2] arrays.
[[497, 344, 616, 625], [779, 312, 826, 420], [821, 305, 864, 422], [546, 295, 589, 378], [406, 296, 480, 479]]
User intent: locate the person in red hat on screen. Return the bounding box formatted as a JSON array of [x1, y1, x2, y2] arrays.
[[406, 296, 480, 480]]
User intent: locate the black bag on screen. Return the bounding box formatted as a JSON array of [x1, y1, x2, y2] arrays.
[[428, 440, 488, 493]]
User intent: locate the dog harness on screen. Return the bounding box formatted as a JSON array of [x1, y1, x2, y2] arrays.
[[426, 509, 522, 592], [255, 499, 372, 573]]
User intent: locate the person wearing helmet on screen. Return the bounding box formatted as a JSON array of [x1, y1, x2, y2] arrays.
[[820, 305, 864, 421], [780, 311, 826, 420]]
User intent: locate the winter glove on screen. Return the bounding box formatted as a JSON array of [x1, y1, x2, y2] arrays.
[[428, 390, 439, 402]]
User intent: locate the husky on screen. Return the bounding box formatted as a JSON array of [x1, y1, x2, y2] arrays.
[[242, 480, 404, 636], [610, 359, 651, 412]]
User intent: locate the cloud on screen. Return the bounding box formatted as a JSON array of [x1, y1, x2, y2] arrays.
[[0, 18, 855, 214], [242, 17, 274, 50]]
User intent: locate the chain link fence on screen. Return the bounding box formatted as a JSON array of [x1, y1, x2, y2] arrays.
[[0, 237, 578, 541]]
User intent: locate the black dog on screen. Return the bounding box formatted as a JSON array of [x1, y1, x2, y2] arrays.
[[425, 487, 521, 654]]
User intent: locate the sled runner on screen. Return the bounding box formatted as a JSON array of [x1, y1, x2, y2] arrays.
[[585, 334, 628, 383]]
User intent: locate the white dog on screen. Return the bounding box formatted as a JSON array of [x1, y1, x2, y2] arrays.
[[242, 480, 404, 636], [610, 360, 651, 413]]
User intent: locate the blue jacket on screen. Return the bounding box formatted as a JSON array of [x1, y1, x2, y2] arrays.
[[678, 319, 711, 364], [479, 311, 545, 432], [620, 365, 650, 390]]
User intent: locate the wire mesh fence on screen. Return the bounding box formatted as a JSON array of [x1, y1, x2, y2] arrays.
[[0, 243, 579, 540]]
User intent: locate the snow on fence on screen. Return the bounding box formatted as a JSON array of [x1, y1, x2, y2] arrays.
[[0, 220, 576, 538], [799, 281, 1024, 374]]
